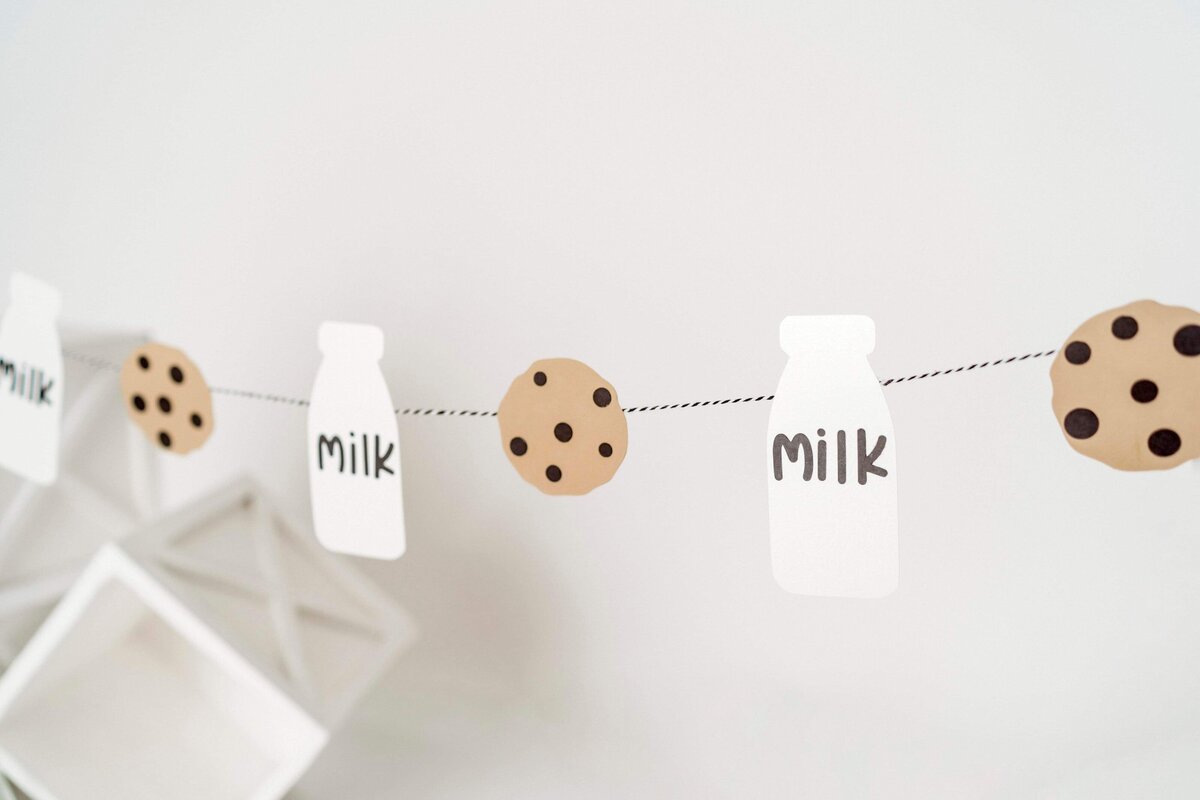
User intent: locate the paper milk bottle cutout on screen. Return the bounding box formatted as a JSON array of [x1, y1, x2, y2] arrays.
[[307, 322, 406, 560], [767, 316, 898, 598], [0, 273, 64, 484]]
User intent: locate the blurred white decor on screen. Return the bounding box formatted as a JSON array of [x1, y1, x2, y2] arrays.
[[0, 477, 415, 800], [0, 331, 157, 673]]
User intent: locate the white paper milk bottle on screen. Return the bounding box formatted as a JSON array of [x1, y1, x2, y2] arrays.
[[0, 273, 64, 484], [307, 322, 406, 560], [767, 316, 898, 597]]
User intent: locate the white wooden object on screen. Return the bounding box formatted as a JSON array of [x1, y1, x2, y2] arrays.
[[0, 331, 157, 673], [0, 477, 415, 800]]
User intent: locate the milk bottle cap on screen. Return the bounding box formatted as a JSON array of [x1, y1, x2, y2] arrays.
[[779, 315, 874, 356], [318, 322, 384, 360]]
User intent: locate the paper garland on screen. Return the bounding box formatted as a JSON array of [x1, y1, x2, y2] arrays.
[[767, 316, 898, 598], [119, 343, 215, 454], [1050, 300, 1200, 471], [2, 275, 1196, 583], [498, 359, 628, 496], [0, 273, 63, 484], [307, 322, 407, 560]]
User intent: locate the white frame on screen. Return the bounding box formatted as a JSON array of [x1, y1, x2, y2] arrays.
[[0, 477, 414, 800]]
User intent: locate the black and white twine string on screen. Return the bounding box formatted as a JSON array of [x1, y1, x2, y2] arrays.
[[62, 347, 1057, 418]]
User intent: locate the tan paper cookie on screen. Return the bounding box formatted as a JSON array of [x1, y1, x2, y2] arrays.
[[1050, 299, 1200, 471], [120, 343, 214, 454], [498, 358, 628, 495]]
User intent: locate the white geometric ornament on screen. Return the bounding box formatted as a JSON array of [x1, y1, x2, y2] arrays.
[[0, 478, 415, 800], [767, 315, 899, 598]]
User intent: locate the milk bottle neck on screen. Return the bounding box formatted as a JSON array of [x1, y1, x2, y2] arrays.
[[7, 274, 61, 320], [5, 305, 57, 326], [785, 350, 880, 388]]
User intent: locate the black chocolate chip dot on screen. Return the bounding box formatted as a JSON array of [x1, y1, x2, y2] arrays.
[[158, 431, 172, 449], [1148, 428, 1181, 457], [131, 395, 146, 412], [510, 437, 528, 456], [157, 396, 172, 413], [1111, 316, 1138, 340], [1174, 324, 1200, 356], [593, 387, 612, 408], [169, 365, 185, 383], [137, 355, 150, 370], [1064, 341, 1091, 365], [1063, 408, 1099, 439], [545, 464, 562, 482], [554, 422, 573, 442], [1130, 379, 1158, 403], [533, 371, 547, 386], [190, 413, 203, 428], [598, 442, 613, 457]]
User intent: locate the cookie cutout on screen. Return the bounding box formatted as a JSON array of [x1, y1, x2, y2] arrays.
[[1050, 299, 1200, 471], [120, 343, 214, 455], [498, 358, 627, 495]]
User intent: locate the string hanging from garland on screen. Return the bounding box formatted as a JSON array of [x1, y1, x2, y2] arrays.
[[1, 272, 1197, 600], [60, 346, 1060, 415]]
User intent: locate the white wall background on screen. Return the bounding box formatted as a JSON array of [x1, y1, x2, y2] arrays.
[[2, 1, 1199, 797]]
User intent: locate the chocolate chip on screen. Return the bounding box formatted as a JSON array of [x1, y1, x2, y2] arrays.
[[169, 365, 185, 383], [137, 355, 150, 370], [131, 395, 146, 412], [1064, 408, 1099, 439], [510, 437, 528, 456], [1064, 341, 1091, 365], [598, 442, 613, 457], [158, 431, 172, 449], [1174, 324, 1200, 356], [1148, 429, 1181, 457], [554, 422, 573, 442], [533, 371, 547, 386], [545, 465, 562, 482], [1111, 316, 1138, 339], [190, 413, 203, 428], [593, 387, 612, 407], [157, 396, 172, 413], [1130, 380, 1158, 403]]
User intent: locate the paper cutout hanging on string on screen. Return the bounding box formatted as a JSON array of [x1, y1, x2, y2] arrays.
[[307, 322, 406, 560], [120, 343, 214, 454], [1050, 299, 1200, 471], [767, 316, 898, 598], [0, 273, 64, 484], [498, 358, 627, 495]]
